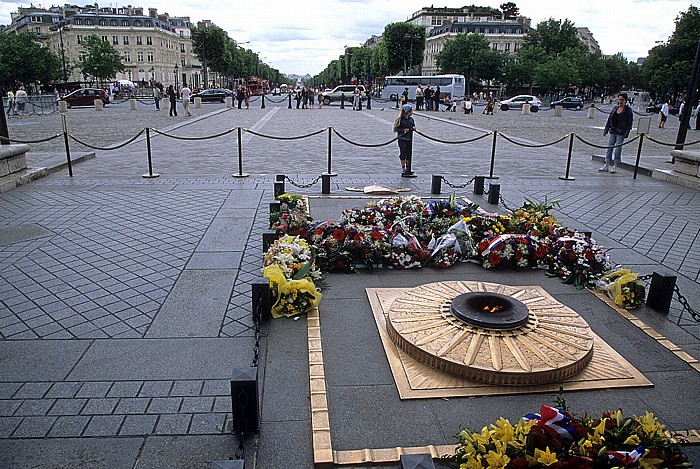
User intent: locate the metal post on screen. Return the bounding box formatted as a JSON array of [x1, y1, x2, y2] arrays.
[[486, 130, 498, 179], [367, 91, 371, 110], [487, 183, 500, 205], [61, 113, 73, 177], [288, 93, 292, 109], [646, 272, 677, 313], [261, 94, 265, 109], [321, 173, 331, 194], [0, 96, 8, 146], [230, 367, 259, 434], [273, 181, 285, 198], [674, 38, 700, 155], [633, 133, 645, 179], [473, 176, 485, 195], [252, 278, 271, 323], [340, 93, 345, 109], [262, 231, 279, 252], [324, 127, 337, 176], [142, 127, 160, 178], [559, 133, 576, 180], [431, 175, 442, 195], [232, 127, 249, 178], [269, 201, 281, 214]]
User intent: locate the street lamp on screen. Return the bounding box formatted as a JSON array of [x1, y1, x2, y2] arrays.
[[404, 32, 421, 73], [175, 64, 179, 90], [49, 19, 69, 83], [150, 66, 155, 81]]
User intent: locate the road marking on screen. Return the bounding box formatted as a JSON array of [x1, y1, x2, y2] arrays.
[[242, 106, 280, 144]]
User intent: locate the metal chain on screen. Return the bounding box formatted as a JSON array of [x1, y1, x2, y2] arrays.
[[234, 388, 248, 459], [252, 299, 262, 368], [674, 284, 700, 322], [441, 176, 475, 189], [284, 175, 322, 189], [498, 194, 516, 212]]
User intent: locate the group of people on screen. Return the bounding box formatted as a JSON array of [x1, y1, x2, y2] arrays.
[[293, 86, 326, 109], [410, 85, 443, 111], [152, 83, 193, 117], [5, 86, 28, 116]]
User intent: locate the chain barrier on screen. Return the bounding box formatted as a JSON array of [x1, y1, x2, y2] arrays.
[[331, 128, 398, 147], [497, 131, 571, 148], [414, 129, 491, 145], [68, 129, 145, 151], [264, 95, 289, 104], [645, 134, 700, 147], [150, 127, 236, 141], [284, 175, 322, 189], [244, 127, 326, 141], [441, 176, 475, 188], [633, 274, 699, 323], [498, 194, 516, 212], [0, 133, 63, 144], [574, 133, 640, 150]]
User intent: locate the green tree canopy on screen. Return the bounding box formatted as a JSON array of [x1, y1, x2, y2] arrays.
[[0, 31, 62, 87], [436, 32, 503, 95], [499, 2, 519, 18], [524, 18, 586, 55], [382, 22, 426, 74], [78, 34, 124, 86]]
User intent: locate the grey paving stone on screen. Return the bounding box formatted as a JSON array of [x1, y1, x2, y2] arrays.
[[76, 381, 113, 398], [10, 416, 57, 438], [114, 397, 151, 415], [45, 381, 82, 399], [0, 417, 22, 438], [0, 400, 21, 417], [107, 381, 143, 398], [154, 413, 192, 435], [212, 396, 232, 413], [14, 399, 55, 416], [180, 396, 214, 413], [13, 382, 52, 399], [81, 397, 119, 415], [201, 380, 230, 396], [119, 414, 158, 436], [188, 413, 227, 434], [0, 383, 22, 399], [138, 381, 173, 397], [82, 414, 125, 437], [169, 380, 203, 397], [133, 434, 239, 468], [47, 415, 90, 437], [0, 341, 90, 381], [146, 397, 182, 414], [47, 398, 87, 416]]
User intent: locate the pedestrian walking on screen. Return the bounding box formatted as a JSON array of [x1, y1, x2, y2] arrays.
[[302, 87, 308, 109], [15, 87, 28, 116], [244, 87, 249, 109], [167, 85, 178, 116], [181, 83, 192, 116], [415, 84, 424, 110], [318, 88, 324, 109], [462, 97, 472, 114], [353, 86, 361, 111], [6, 89, 15, 115], [425, 86, 433, 111], [433, 86, 441, 111], [237, 86, 245, 109], [659, 100, 669, 128], [295, 88, 302, 109], [152, 85, 161, 111], [600, 93, 633, 174], [308, 87, 315, 109], [393, 104, 416, 176], [400, 87, 409, 105]]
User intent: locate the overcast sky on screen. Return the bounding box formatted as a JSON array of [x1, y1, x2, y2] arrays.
[[1, 0, 695, 75]]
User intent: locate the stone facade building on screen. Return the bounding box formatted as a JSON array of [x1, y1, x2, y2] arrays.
[[4, 5, 204, 89]]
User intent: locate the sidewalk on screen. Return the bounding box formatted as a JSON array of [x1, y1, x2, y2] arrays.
[[0, 104, 698, 468]]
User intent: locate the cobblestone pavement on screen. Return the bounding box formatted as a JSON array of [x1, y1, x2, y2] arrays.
[[0, 100, 698, 467]]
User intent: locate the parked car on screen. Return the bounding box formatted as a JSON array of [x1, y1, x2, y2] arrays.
[[550, 97, 584, 110], [322, 85, 366, 105], [271, 87, 281, 96], [59, 88, 110, 108], [190, 88, 233, 103], [646, 102, 677, 115], [499, 95, 542, 112]]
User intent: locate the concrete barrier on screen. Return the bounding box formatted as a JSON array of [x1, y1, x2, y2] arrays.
[[94, 99, 104, 111], [58, 100, 68, 113], [194, 97, 202, 109], [129, 98, 137, 110], [587, 106, 596, 119], [225, 96, 233, 109], [554, 105, 562, 117], [522, 103, 531, 115]]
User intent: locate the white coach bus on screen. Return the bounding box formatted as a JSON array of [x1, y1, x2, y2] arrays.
[[380, 74, 466, 101]]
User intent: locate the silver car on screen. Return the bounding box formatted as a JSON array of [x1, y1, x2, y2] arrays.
[[322, 85, 366, 105], [499, 95, 542, 112]]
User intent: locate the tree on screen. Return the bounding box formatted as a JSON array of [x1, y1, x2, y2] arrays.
[[524, 18, 586, 56], [436, 33, 503, 95], [78, 35, 124, 86], [499, 2, 519, 18], [0, 31, 62, 87], [382, 22, 426, 75]]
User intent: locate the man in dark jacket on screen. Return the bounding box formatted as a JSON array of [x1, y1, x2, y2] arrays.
[[600, 93, 634, 174]]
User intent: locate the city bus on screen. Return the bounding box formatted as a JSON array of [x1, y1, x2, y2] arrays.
[[246, 76, 270, 95], [381, 74, 465, 101]]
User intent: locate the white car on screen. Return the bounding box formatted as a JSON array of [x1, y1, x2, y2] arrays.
[[322, 85, 366, 105], [500, 95, 542, 112]]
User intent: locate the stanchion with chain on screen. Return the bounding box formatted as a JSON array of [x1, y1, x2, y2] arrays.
[[431, 175, 442, 194], [61, 113, 73, 177], [633, 133, 645, 180], [473, 176, 485, 195], [323, 127, 337, 176], [366, 91, 371, 110], [261, 94, 266, 110], [288, 93, 292, 109], [487, 129, 498, 179], [142, 127, 160, 178], [559, 133, 575, 180], [340, 93, 345, 109], [232, 127, 249, 178]]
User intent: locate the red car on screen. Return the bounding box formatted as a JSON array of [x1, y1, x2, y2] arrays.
[[60, 88, 110, 107]]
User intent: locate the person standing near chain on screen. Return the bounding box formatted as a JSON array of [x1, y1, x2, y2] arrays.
[[15, 87, 27, 116], [600, 93, 633, 174], [167, 85, 178, 116], [659, 100, 669, 128], [180, 83, 192, 116], [415, 84, 424, 110], [393, 104, 416, 175], [153, 84, 161, 111], [6, 89, 15, 115]]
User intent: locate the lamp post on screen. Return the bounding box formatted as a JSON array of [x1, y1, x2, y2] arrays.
[[150, 66, 155, 81], [49, 19, 69, 83], [404, 32, 421, 74], [175, 64, 179, 90]]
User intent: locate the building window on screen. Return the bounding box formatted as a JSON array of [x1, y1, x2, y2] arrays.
[[138, 51, 144, 62], [134, 20, 142, 26], [147, 51, 154, 62], [100, 19, 107, 26], [124, 51, 131, 62], [484, 27, 489, 34], [514, 43, 520, 52], [36, 26, 42, 34], [102, 35, 108, 42], [110, 20, 118, 26], [77, 35, 83, 44], [180, 43, 185, 53], [146, 36, 152, 45], [493, 27, 499, 33], [505, 43, 510, 52], [85, 19, 93, 25], [145, 20, 152, 27], [492, 43, 498, 50], [122, 20, 129, 26], [123, 36, 129, 45], [515, 28, 522, 34], [31, 16, 42, 22], [506, 28, 511, 34], [74, 19, 82, 25], [112, 36, 119, 45]]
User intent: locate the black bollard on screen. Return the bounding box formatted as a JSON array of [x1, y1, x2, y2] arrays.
[[288, 93, 292, 109], [230, 367, 259, 434], [261, 94, 266, 109], [142, 127, 160, 178], [340, 93, 345, 109], [431, 175, 442, 195], [559, 133, 575, 181], [399, 454, 436, 469], [252, 277, 271, 323], [473, 176, 485, 195], [232, 127, 249, 178], [262, 231, 279, 252], [273, 181, 285, 198], [358, 95, 362, 111], [61, 113, 74, 177], [269, 201, 281, 214], [367, 92, 371, 110], [487, 183, 500, 204], [646, 272, 677, 313], [322, 173, 331, 194]]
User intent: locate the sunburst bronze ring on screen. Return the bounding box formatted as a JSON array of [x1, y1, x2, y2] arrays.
[[386, 281, 594, 386]]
